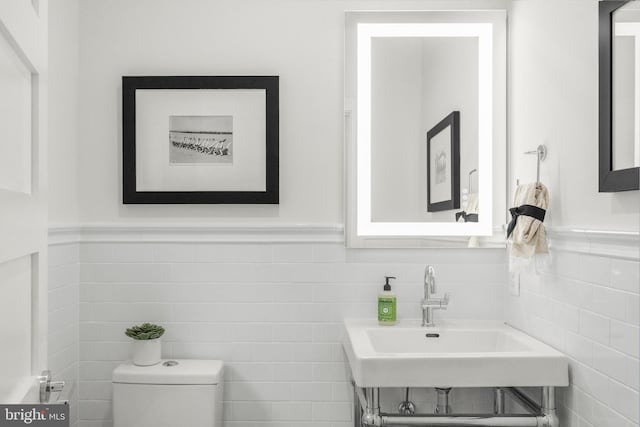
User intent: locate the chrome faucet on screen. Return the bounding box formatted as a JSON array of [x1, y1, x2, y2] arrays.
[[422, 265, 450, 327]]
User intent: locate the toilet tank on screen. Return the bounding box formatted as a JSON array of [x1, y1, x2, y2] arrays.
[[112, 359, 223, 427]]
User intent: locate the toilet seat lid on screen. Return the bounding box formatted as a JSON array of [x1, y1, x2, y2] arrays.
[[113, 359, 223, 385]]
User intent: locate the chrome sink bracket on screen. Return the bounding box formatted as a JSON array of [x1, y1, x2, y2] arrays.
[[38, 370, 66, 404], [356, 385, 560, 427]]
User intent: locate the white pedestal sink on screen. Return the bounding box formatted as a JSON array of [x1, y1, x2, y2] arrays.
[[343, 319, 569, 388]]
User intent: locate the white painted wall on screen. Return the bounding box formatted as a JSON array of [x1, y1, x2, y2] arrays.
[[75, 0, 509, 225], [77, 0, 341, 224], [48, 0, 79, 224], [509, 0, 639, 232], [46, 0, 635, 230], [52, 0, 640, 225]]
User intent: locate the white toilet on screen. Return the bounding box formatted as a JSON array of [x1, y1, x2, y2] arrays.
[[112, 359, 223, 427]]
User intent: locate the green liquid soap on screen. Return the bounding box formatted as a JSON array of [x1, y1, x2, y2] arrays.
[[378, 276, 397, 325]]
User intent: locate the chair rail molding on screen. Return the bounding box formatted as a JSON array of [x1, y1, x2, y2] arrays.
[[546, 227, 639, 261], [49, 224, 638, 260], [48, 223, 345, 245]]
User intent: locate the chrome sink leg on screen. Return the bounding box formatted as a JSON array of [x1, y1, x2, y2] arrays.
[[353, 383, 362, 426], [494, 387, 505, 414], [362, 388, 381, 426], [435, 387, 452, 415], [542, 386, 559, 427]]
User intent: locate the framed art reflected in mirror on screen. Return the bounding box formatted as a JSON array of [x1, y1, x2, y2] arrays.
[[427, 111, 460, 212]]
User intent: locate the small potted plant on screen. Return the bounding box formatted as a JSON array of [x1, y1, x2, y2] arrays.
[[125, 323, 165, 366]]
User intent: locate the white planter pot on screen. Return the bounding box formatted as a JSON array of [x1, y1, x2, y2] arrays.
[[131, 338, 161, 366]]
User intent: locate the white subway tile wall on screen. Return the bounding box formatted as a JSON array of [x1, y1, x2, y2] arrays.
[[506, 251, 640, 427], [51, 234, 638, 427], [75, 241, 507, 427], [49, 243, 80, 427]]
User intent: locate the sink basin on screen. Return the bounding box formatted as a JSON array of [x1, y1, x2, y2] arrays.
[[343, 319, 569, 388]]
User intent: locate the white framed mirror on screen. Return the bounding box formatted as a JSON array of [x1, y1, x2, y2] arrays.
[[345, 10, 507, 248]]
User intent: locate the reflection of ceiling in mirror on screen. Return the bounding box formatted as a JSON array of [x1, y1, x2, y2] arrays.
[[614, 1, 640, 23], [613, 9, 640, 169]]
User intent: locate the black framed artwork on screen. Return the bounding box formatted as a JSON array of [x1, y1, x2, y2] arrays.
[[426, 111, 460, 212], [122, 76, 279, 204], [598, 1, 639, 192]]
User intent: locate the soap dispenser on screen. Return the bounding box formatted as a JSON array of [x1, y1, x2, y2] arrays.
[[378, 276, 397, 326]]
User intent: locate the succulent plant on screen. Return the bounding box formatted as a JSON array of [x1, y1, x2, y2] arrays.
[[125, 323, 165, 340]]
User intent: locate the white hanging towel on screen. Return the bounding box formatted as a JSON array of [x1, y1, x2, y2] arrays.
[[456, 193, 479, 223], [507, 183, 549, 258], [466, 193, 479, 216], [458, 193, 479, 247]]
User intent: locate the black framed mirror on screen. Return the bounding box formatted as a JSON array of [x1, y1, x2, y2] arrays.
[[599, 1, 640, 192]]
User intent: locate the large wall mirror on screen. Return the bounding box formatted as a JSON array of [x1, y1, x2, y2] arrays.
[[345, 10, 507, 248], [599, 0, 640, 192]]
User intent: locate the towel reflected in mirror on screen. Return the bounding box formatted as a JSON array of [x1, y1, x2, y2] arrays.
[[457, 192, 479, 247]]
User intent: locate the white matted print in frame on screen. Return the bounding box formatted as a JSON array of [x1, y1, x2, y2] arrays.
[[122, 76, 279, 204], [169, 115, 234, 165], [429, 126, 452, 204]]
